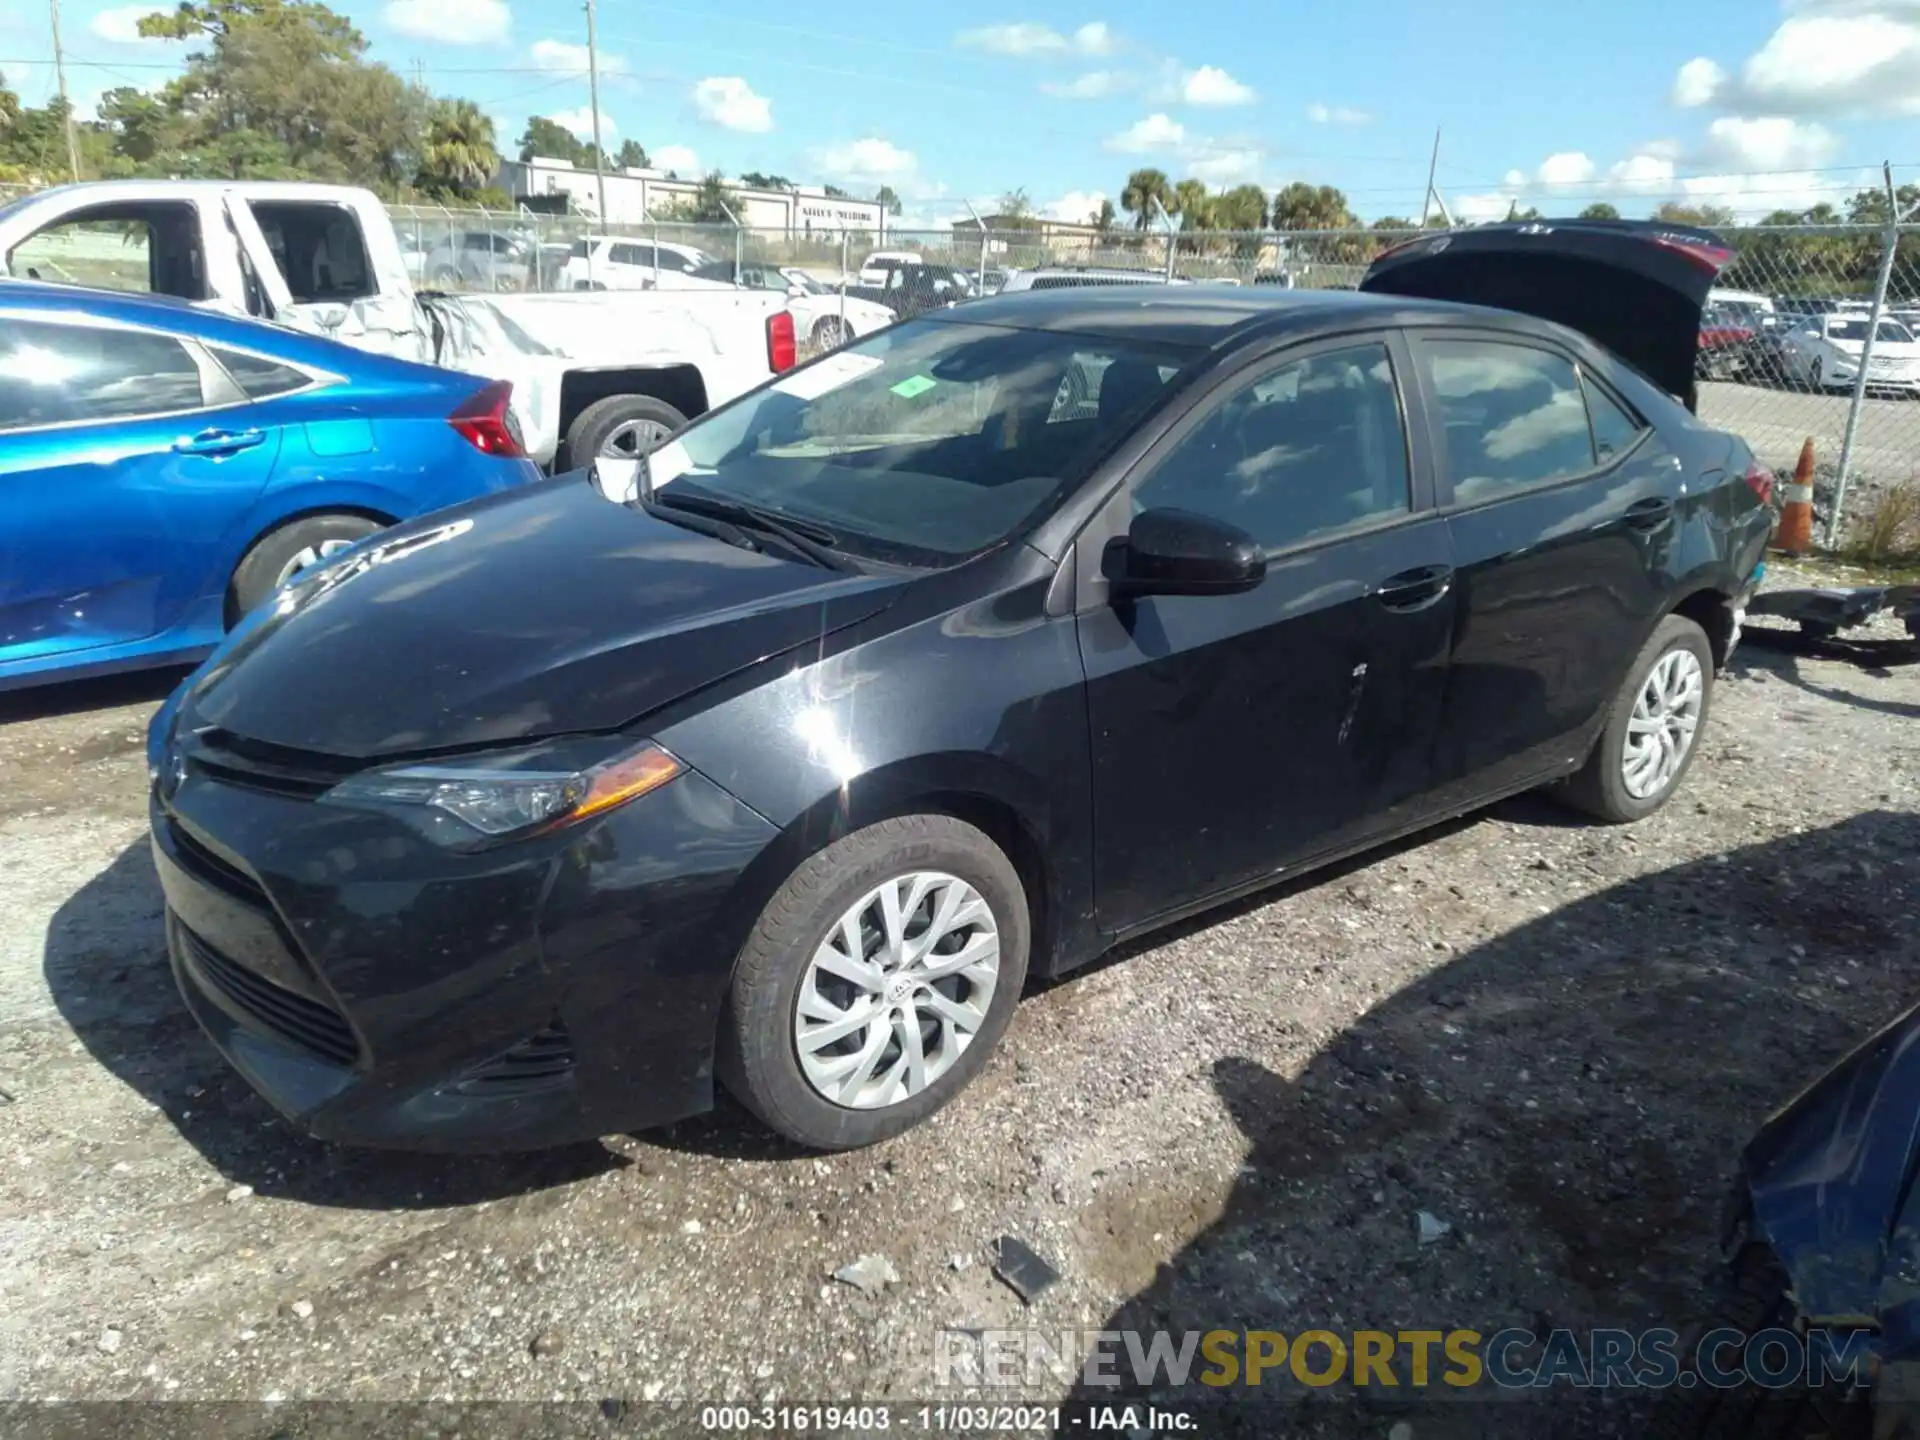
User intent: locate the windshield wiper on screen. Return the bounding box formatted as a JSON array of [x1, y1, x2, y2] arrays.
[[635, 495, 762, 556], [647, 489, 858, 572]]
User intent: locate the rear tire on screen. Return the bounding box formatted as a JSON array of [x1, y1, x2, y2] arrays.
[[1557, 614, 1715, 823], [563, 394, 688, 471], [810, 316, 851, 351], [226, 513, 384, 625], [717, 815, 1030, 1151]]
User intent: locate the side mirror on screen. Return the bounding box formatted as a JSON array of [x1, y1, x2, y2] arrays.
[[1104, 507, 1266, 599]]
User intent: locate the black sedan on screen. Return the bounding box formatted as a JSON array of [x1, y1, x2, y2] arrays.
[[145, 220, 1774, 1152]]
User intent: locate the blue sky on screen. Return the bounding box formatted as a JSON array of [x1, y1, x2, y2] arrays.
[[3, 0, 1916, 225]]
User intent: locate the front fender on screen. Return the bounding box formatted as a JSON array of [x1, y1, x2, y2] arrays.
[[1745, 1000, 1920, 1354]]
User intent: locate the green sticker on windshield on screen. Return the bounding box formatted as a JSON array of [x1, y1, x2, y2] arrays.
[[890, 374, 938, 399]]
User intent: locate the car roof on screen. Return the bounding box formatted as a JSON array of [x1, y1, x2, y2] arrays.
[[0, 277, 452, 380], [933, 285, 1552, 352]]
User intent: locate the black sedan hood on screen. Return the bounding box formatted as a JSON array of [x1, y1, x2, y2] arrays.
[[184, 477, 903, 760], [1360, 219, 1733, 405]]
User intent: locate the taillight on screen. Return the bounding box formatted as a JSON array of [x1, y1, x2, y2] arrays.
[[1743, 461, 1774, 506], [448, 379, 526, 458], [766, 310, 797, 374]]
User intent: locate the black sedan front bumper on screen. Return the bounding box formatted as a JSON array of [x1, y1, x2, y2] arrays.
[[151, 753, 780, 1152]]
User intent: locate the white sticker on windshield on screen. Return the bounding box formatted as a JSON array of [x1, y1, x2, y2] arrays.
[[771, 350, 883, 401], [644, 438, 696, 489]]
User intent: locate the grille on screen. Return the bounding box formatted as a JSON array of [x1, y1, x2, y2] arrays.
[[183, 729, 360, 799], [454, 1021, 575, 1095], [168, 821, 271, 908], [178, 925, 359, 1067]]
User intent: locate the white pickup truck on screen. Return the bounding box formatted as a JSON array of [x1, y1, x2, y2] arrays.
[[0, 180, 791, 470]]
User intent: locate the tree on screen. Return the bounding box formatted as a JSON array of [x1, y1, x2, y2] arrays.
[[823, 183, 851, 199], [516, 115, 609, 171], [614, 138, 649, 170], [874, 185, 902, 216], [1120, 167, 1174, 231], [1213, 184, 1268, 232], [1370, 215, 1414, 231], [671, 169, 740, 223], [1654, 200, 1737, 229], [1506, 201, 1543, 222], [1172, 178, 1212, 229], [416, 97, 498, 198], [97, 87, 173, 166], [137, 0, 426, 186], [1269, 182, 1355, 231], [739, 170, 792, 190], [1089, 197, 1118, 237], [1578, 201, 1621, 221]]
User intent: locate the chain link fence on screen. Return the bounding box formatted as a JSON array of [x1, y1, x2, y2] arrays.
[[3, 179, 1915, 555]]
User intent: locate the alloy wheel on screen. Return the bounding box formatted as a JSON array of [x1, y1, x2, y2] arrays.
[[793, 871, 1001, 1110], [1622, 648, 1704, 800], [273, 537, 357, 590], [600, 417, 674, 459]]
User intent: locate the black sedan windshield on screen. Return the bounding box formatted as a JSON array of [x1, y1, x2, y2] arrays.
[[657, 319, 1193, 565]]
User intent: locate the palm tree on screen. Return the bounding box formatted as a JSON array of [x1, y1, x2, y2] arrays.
[[1172, 179, 1212, 230], [1089, 197, 1118, 237], [1120, 167, 1174, 231], [418, 98, 498, 197]]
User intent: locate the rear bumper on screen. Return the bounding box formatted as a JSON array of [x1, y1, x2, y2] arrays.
[[150, 757, 778, 1152]]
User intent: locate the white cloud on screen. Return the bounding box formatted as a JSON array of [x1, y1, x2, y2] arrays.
[[810, 137, 917, 185], [532, 37, 626, 77], [1536, 151, 1597, 187], [1043, 70, 1127, 99], [957, 20, 1115, 57], [1180, 65, 1254, 106], [1672, 57, 1725, 108], [1306, 102, 1371, 125], [652, 144, 699, 173], [385, 0, 510, 44], [1045, 189, 1109, 222], [691, 76, 772, 132], [1074, 22, 1115, 55], [88, 6, 176, 44], [547, 106, 616, 141], [1187, 145, 1263, 186], [1454, 193, 1519, 224], [1608, 152, 1678, 195], [1698, 114, 1838, 171], [1105, 112, 1185, 152], [1678, 2, 1920, 116]]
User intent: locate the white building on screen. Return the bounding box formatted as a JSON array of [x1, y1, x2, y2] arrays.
[[496, 157, 887, 236]]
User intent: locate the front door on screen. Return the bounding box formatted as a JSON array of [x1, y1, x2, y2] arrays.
[[1407, 331, 1679, 805], [1079, 335, 1457, 934], [0, 314, 281, 669]]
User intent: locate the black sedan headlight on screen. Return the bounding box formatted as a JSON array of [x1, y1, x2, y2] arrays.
[[319, 739, 683, 846]]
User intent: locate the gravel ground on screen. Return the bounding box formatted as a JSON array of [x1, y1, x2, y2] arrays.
[[1, 566, 1916, 1439]]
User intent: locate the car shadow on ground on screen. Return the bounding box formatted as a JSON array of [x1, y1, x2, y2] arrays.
[[1055, 810, 1920, 1439], [1737, 634, 1920, 720], [43, 841, 623, 1210], [0, 666, 189, 725]]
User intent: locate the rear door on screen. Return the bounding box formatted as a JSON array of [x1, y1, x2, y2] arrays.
[[1406, 329, 1677, 806], [0, 314, 283, 667], [1079, 334, 1457, 931]]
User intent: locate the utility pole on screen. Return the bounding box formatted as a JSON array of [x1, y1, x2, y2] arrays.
[[1418, 126, 1441, 229], [48, 0, 82, 181], [583, 0, 608, 227]]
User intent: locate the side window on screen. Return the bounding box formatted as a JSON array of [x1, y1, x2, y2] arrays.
[[4, 202, 208, 299], [1583, 375, 1645, 463], [210, 346, 313, 401], [0, 319, 206, 431], [246, 203, 373, 304], [1132, 342, 1411, 550], [1421, 339, 1595, 504]]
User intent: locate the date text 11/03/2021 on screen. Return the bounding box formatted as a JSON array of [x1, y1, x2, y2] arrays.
[[697, 1404, 1186, 1432]]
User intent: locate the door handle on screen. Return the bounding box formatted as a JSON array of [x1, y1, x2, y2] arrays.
[[1623, 496, 1675, 531], [174, 428, 266, 458], [1372, 563, 1454, 612]]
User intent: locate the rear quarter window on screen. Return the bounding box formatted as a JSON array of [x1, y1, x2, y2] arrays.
[[211, 346, 315, 401]]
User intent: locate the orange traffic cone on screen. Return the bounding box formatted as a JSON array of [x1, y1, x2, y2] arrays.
[[1772, 437, 1816, 554]]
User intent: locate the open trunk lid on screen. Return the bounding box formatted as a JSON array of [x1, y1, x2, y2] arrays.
[[1359, 220, 1734, 409]]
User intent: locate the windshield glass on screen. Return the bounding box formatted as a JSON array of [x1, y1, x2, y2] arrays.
[[1832, 319, 1914, 344], [655, 319, 1193, 566]]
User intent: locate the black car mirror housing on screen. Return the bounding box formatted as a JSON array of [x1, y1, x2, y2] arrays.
[[1104, 507, 1267, 599]]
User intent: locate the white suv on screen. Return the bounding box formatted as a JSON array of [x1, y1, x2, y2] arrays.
[[562, 236, 716, 290]]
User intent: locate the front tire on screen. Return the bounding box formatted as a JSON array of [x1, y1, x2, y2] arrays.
[[563, 394, 689, 471], [1558, 614, 1715, 823], [226, 513, 383, 625], [718, 816, 1030, 1151]]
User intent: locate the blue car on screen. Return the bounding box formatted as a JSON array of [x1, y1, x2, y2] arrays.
[[0, 281, 541, 691]]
